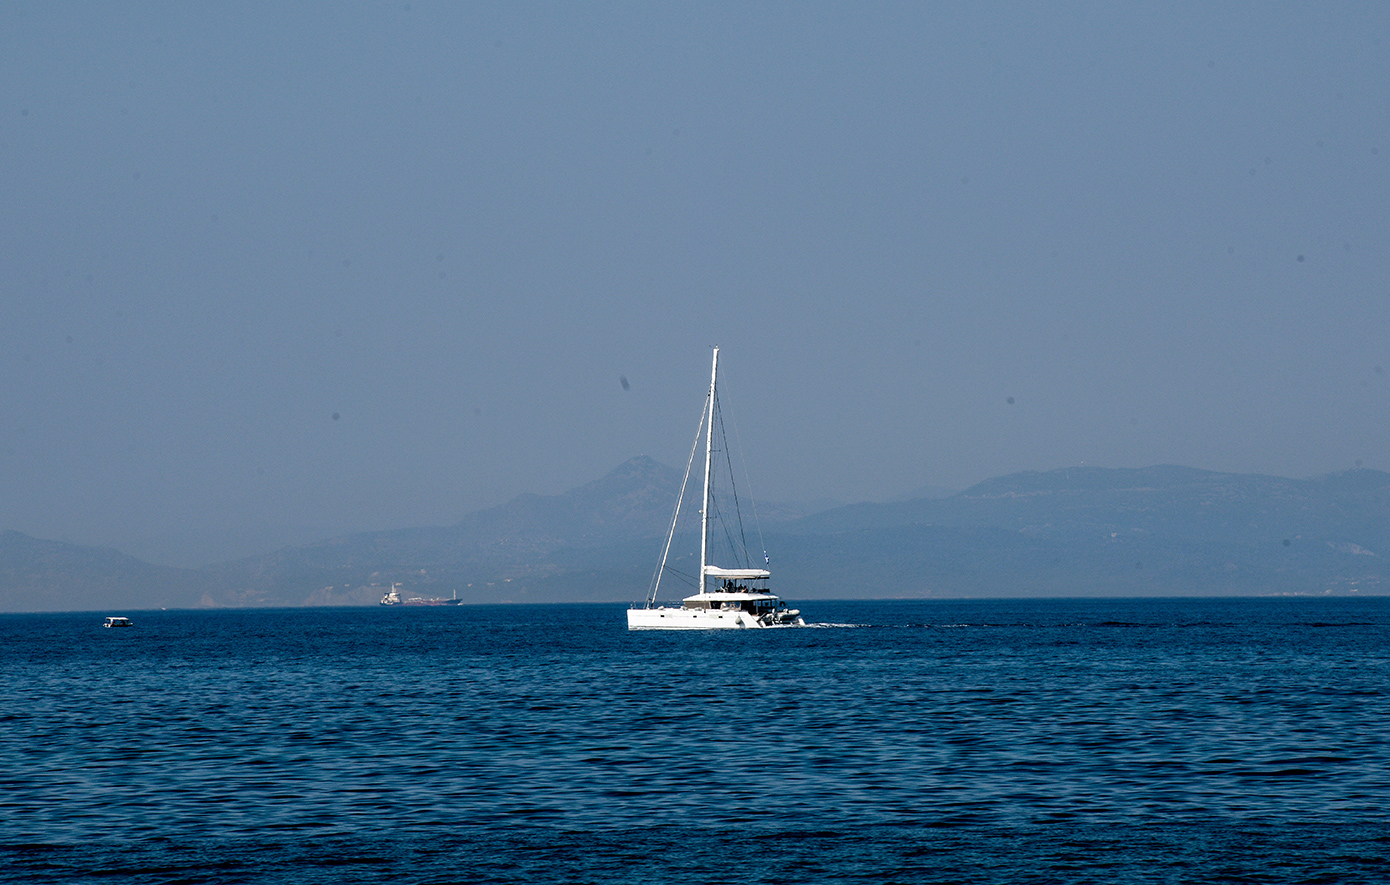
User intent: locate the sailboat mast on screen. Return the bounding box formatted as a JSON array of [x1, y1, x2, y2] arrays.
[[699, 346, 718, 596]]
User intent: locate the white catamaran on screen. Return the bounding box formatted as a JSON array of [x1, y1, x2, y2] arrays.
[[627, 347, 805, 630]]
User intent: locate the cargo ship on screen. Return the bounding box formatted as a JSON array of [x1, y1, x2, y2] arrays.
[[379, 583, 462, 606]]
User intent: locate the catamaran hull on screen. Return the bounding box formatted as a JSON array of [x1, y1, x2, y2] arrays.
[[627, 608, 804, 630]]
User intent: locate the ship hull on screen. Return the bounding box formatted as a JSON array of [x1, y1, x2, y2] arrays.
[[626, 607, 802, 630]]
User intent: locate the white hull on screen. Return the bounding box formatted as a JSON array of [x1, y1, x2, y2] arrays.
[[627, 606, 804, 630]]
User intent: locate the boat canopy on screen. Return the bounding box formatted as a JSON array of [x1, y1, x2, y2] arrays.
[[703, 566, 771, 579]]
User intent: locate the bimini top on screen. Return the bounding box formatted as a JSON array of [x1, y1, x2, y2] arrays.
[[703, 566, 771, 580]]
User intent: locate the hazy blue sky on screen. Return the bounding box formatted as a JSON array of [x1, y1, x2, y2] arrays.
[[3, 3, 1388, 565]]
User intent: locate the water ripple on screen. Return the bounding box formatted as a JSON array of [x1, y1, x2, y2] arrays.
[[1, 598, 1388, 882]]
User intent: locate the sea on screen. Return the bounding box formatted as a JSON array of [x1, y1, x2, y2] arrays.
[[2, 597, 1387, 884]]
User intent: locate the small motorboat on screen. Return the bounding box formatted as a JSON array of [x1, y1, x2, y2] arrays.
[[103, 617, 134, 628]]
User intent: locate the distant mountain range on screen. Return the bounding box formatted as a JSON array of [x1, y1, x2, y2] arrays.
[[775, 465, 1390, 599], [3, 458, 1389, 611], [0, 531, 216, 612]]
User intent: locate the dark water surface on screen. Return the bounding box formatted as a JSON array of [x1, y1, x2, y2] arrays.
[[2, 598, 1388, 883]]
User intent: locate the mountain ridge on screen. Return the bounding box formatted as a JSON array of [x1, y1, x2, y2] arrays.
[[3, 460, 1389, 611]]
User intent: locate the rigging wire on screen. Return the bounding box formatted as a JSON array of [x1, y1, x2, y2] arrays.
[[727, 385, 769, 567], [647, 349, 770, 607], [709, 388, 754, 570], [716, 374, 770, 568], [645, 388, 709, 606]]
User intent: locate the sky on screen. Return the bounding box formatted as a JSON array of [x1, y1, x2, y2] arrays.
[[3, 3, 1388, 566]]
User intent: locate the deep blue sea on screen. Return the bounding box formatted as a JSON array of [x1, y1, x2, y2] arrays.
[[2, 597, 1388, 884]]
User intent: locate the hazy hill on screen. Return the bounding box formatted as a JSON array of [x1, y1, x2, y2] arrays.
[[201, 461, 1390, 606], [771, 466, 1390, 598], [0, 530, 212, 612], [4, 461, 1389, 610], [790, 465, 1390, 548], [196, 456, 822, 607]]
